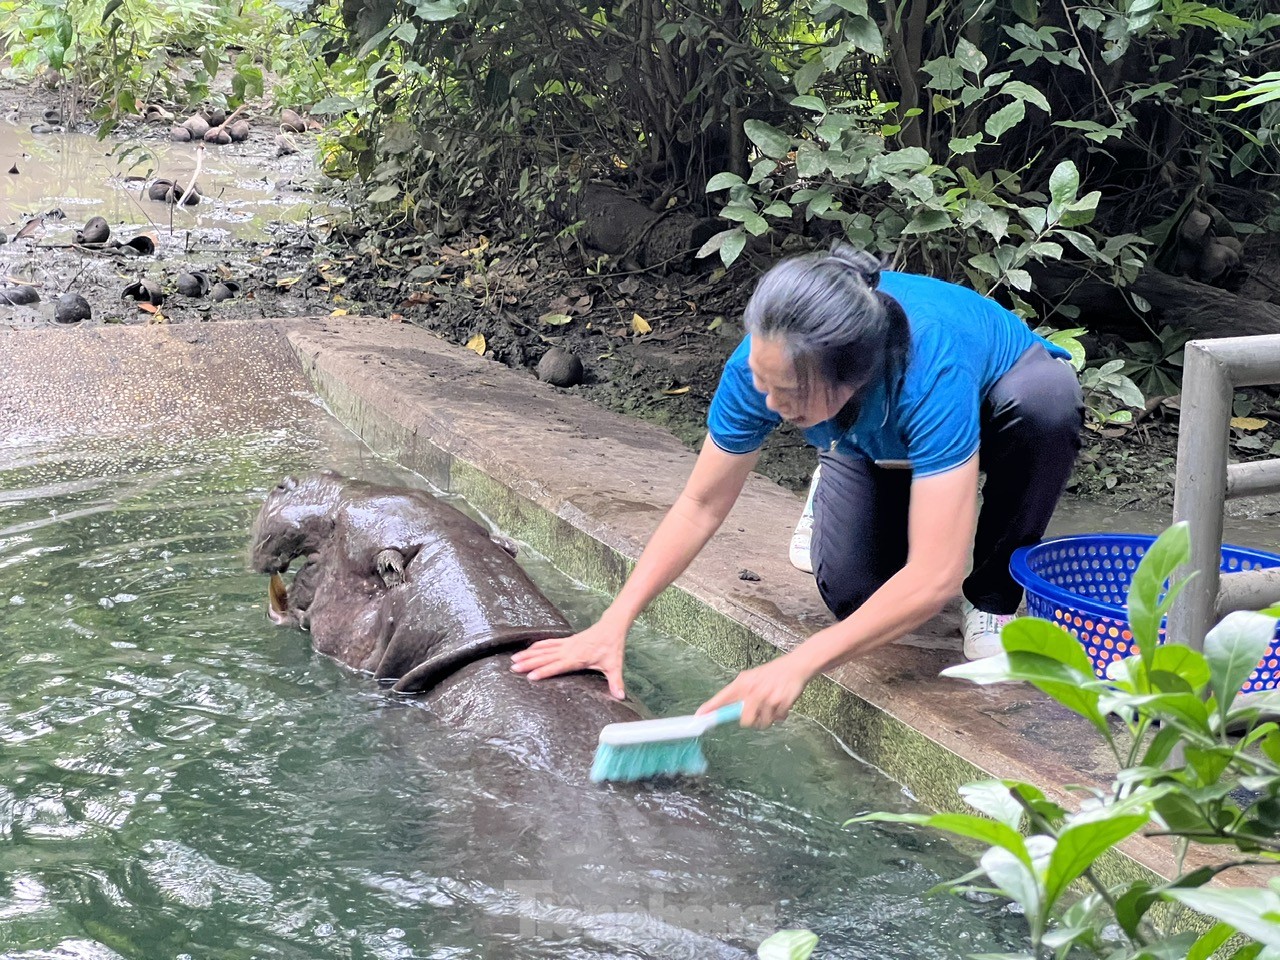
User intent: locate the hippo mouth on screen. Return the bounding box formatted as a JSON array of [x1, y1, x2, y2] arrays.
[[267, 573, 291, 624]]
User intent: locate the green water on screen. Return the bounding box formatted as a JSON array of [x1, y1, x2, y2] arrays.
[[0, 428, 1026, 959]]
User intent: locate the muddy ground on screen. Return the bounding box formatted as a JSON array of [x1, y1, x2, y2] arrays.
[[2, 77, 1277, 514]]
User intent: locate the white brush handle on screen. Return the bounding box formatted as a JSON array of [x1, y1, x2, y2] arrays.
[[598, 702, 744, 746]]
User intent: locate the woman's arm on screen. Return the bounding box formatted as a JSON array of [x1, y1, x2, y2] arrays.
[[699, 455, 980, 726], [510, 437, 761, 698]]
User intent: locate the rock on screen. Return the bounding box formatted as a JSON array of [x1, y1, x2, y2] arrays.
[[202, 106, 227, 127], [209, 280, 241, 302], [228, 119, 250, 142], [183, 115, 210, 139], [0, 285, 39, 305], [535, 347, 585, 387], [147, 179, 201, 205], [42, 108, 61, 124], [122, 278, 164, 306], [120, 231, 158, 256], [0, 231, 7, 245], [143, 104, 173, 123], [29, 123, 62, 134], [170, 124, 192, 142], [74, 215, 110, 245], [7, 163, 16, 175], [203, 127, 232, 145], [176, 272, 210, 297], [280, 108, 308, 134], [54, 292, 91, 323], [274, 134, 297, 157]]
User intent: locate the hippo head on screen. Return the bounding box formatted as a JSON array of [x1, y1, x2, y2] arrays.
[[249, 471, 346, 575]]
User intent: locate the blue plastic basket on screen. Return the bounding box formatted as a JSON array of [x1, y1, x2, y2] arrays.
[[1010, 534, 1280, 692]]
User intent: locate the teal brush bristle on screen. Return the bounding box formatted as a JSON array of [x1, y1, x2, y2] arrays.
[[590, 738, 709, 783], [590, 702, 743, 783]]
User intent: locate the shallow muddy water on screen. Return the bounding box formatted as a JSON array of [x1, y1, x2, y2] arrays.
[[0, 123, 336, 244], [0, 114, 340, 327], [0, 411, 1027, 957]]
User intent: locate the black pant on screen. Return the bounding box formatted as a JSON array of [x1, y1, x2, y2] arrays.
[[810, 345, 1084, 619]]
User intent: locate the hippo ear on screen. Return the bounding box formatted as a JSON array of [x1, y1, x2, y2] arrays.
[[373, 626, 448, 684]]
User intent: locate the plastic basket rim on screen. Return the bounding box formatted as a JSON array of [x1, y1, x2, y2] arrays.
[[1010, 533, 1280, 623]]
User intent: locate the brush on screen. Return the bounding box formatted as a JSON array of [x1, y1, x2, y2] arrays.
[[590, 701, 744, 783]]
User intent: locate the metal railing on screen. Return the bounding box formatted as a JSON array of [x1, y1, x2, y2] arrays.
[[1169, 334, 1280, 648]]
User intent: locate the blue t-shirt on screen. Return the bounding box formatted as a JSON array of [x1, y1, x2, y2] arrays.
[[707, 271, 1070, 477]]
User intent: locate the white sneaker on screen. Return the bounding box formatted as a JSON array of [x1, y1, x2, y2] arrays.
[[789, 464, 822, 574], [960, 598, 1017, 660]]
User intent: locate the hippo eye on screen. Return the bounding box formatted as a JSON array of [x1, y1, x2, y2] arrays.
[[276, 476, 298, 492]]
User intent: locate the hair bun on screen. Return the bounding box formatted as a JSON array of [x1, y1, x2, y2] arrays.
[[828, 243, 882, 289]]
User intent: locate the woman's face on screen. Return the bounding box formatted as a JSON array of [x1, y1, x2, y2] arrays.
[[747, 335, 856, 429]]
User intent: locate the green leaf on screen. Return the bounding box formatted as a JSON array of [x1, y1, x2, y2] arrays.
[[1205, 610, 1278, 713], [795, 143, 826, 178], [900, 209, 952, 235], [706, 172, 745, 192], [412, 0, 462, 20], [1048, 160, 1080, 209], [853, 811, 1031, 863], [999, 81, 1050, 112], [1045, 815, 1149, 910], [101, 0, 124, 23], [868, 147, 932, 178], [1002, 617, 1095, 677], [757, 929, 819, 960], [1188, 923, 1238, 960], [794, 56, 825, 95], [844, 15, 884, 57], [720, 229, 747, 267], [954, 37, 988, 74], [1167, 888, 1280, 948], [981, 845, 1042, 919], [960, 780, 1025, 830], [1127, 523, 1191, 664], [695, 228, 736, 260], [949, 134, 983, 154], [790, 95, 826, 113], [985, 100, 1027, 138], [367, 184, 401, 203], [1149, 643, 1211, 692], [744, 120, 792, 159]]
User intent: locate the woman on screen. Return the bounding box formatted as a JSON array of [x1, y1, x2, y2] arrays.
[[511, 245, 1084, 729]]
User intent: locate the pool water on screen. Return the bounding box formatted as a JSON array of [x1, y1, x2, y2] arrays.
[[0, 424, 1027, 958]]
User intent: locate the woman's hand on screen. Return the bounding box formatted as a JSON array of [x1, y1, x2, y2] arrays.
[[696, 654, 815, 729], [510, 618, 628, 700]]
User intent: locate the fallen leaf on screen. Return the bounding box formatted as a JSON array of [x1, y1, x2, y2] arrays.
[[137, 302, 159, 314], [1231, 417, 1268, 431], [540, 311, 573, 326], [389, 312, 405, 322], [707, 316, 723, 331], [631, 313, 651, 335], [663, 386, 690, 395], [275, 275, 302, 289], [466, 334, 486, 355], [403, 291, 435, 306], [330, 308, 349, 317]]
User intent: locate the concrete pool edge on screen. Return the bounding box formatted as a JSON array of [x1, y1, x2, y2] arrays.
[[282, 316, 1268, 896]]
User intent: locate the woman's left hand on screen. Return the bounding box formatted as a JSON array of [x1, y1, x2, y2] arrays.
[[697, 654, 815, 729]]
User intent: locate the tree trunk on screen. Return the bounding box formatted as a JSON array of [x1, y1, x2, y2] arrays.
[[1033, 265, 1280, 340], [548, 184, 720, 272]]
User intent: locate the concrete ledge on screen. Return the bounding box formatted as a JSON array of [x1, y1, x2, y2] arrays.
[[275, 317, 1267, 893]]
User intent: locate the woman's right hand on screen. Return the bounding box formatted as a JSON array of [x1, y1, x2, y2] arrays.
[[509, 618, 628, 700]]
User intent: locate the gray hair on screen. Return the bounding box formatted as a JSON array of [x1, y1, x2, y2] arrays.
[[742, 244, 910, 421]]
